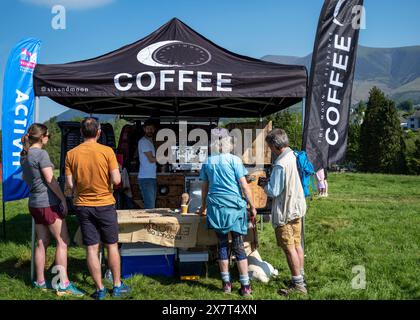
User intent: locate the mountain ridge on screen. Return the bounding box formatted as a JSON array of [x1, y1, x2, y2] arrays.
[[262, 45, 420, 105], [54, 45, 420, 121]]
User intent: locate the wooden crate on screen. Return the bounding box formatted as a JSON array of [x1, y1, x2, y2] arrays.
[[131, 184, 141, 200], [157, 174, 185, 196], [157, 174, 185, 208], [226, 121, 272, 165], [129, 175, 142, 200], [156, 197, 182, 209], [157, 174, 185, 185], [129, 173, 185, 208]]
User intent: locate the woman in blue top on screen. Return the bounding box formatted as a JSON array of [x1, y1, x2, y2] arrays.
[[199, 128, 257, 297]]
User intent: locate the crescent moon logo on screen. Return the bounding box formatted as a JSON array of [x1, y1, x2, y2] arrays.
[[333, 0, 347, 26], [137, 40, 212, 68], [137, 40, 183, 67]]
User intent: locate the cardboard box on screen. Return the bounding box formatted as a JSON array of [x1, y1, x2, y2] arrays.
[[74, 210, 258, 253], [117, 210, 200, 248]]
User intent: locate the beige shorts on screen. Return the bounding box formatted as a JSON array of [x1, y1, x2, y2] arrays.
[[275, 218, 302, 250]]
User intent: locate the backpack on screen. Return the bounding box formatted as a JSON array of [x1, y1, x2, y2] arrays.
[[293, 150, 316, 198]]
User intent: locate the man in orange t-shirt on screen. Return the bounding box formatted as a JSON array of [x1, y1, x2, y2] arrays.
[[65, 118, 130, 300]]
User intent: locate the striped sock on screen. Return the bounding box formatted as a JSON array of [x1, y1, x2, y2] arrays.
[[292, 275, 304, 285], [239, 274, 250, 286], [221, 272, 230, 283], [301, 268, 305, 277]]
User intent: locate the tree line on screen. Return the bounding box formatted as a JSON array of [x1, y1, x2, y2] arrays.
[[0, 88, 419, 175], [268, 87, 420, 175]]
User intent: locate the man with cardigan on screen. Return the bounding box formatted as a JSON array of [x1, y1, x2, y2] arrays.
[[259, 129, 307, 295]]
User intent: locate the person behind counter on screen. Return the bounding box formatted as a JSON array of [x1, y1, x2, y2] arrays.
[[199, 127, 257, 297], [137, 119, 157, 209], [65, 118, 131, 300]]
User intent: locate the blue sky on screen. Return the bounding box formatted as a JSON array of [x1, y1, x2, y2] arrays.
[[1, 0, 420, 124]]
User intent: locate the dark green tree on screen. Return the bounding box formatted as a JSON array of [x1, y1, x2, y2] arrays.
[[346, 123, 361, 166], [406, 137, 420, 175], [268, 110, 302, 150], [43, 116, 61, 168], [360, 87, 406, 173], [346, 102, 367, 166]]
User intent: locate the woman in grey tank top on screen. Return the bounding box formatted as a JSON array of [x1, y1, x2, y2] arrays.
[[20, 123, 83, 296]]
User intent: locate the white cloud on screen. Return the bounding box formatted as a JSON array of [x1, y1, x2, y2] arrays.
[[21, 0, 115, 10]]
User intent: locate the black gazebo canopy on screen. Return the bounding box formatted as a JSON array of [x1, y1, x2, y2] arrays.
[[34, 18, 307, 118]]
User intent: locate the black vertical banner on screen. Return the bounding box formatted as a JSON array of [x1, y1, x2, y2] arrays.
[[303, 0, 364, 171]]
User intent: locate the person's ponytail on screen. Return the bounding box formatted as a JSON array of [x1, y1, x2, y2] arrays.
[[20, 133, 31, 157], [20, 123, 48, 158]]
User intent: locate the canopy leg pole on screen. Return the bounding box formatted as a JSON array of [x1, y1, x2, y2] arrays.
[[31, 96, 40, 281], [258, 115, 263, 232], [301, 98, 306, 252], [31, 217, 35, 281]]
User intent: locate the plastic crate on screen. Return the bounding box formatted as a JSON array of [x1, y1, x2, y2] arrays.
[[178, 250, 208, 279]]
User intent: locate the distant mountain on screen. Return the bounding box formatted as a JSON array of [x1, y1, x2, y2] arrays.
[[262, 45, 420, 105], [50, 45, 420, 122]]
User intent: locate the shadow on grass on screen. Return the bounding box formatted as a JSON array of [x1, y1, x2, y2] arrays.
[[1, 213, 81, 246], [3, 213, 248, 294], [0, 255, 90, 288], [121, 261, 223, 292], [1, 213, 32, 245], [145, 275, 220, 292]]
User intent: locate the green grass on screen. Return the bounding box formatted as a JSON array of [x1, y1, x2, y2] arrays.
[[0, 173, 419, 300]]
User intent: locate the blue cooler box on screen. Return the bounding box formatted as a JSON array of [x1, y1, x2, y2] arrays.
[[120, 243, 176, 278]]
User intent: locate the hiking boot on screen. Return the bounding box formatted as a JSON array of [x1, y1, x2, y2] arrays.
[[222, 281, 232, 294], [56, 282, 84, 297], [278, 283, 308, 296], [112, 281, 131, 298], [239, 284, 252, 297], [91, 287, 108, 300], [283, 278, 308, 288]]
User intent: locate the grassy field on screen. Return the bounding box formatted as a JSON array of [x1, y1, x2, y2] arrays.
[[0, 173, 419, 300]]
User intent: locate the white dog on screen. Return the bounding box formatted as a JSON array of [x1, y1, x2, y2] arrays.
[[247, 250, 279, 283]]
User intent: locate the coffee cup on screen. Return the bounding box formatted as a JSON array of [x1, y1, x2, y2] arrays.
[[181, 204, 189, 214]]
